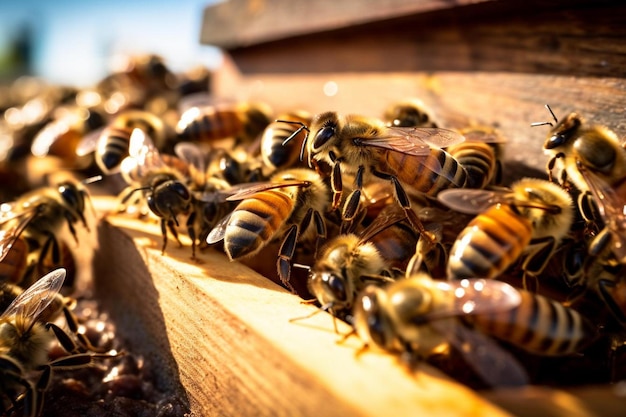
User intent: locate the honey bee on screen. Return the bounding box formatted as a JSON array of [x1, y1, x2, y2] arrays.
[[446, 126, 507, 189], [405, 222, 448, 279], [119, 129, 197, 256], [0, 178, 93, 288], [382, 98, 439, 128], [0, 268, 116, 416], [352, 273, 528, 387], [302, 206, 412, 324], [280, 112, 466, 238], [576, 161, 626, 263], [176, 101, 272, 144], [30, 105, 106, 169], [533, 105, 626, 193], [261, 110, 311, 174], [438, 178, 574, 284], [171, 142, 244, 257], [76, 109, 167, 175], [0, 268, 67, 416], [207, 167, 330, 291], [468, 288, 597, 356]]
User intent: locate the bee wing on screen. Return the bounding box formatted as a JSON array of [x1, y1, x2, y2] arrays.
[[0, 209, 36, 263], [193, 188, 235, 204], [174, 142, 206, 173], [224, 181, 310, 202], [433, 320, 528, 387], [578, 162, 626, 261], [0, 268, 66, 323], [461, 128, 507, 144], [360, 127, 465, 155], [75, 127, 105, 157], [421, 279, 521, 322], [30, 119, 69, 157], [437, 188, 508, 214], [206, 212, 232, 244], [128, 128, 165, 168], [358, 205, 407, 243]]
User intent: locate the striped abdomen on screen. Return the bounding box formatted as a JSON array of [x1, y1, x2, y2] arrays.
[[447, 141, 497, 189], [383, 148, 468, 196], [224, 190, 295, 259], [0, 237, 29, 285], [178, 108, 243, 142], [447, 205, 532, 280], [470, 290, 596, 355], [96, 126, 132, 174], [261, 121, 306, 171]]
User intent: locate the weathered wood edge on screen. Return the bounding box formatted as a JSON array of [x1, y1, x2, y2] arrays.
[[202, 0, 626, 78], [92, 199, 513, 417], [211, 66, 626, 175], [200, 0, 491, 49]]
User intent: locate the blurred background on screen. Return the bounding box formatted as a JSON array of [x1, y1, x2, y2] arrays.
[[0, 0, 222, 85]]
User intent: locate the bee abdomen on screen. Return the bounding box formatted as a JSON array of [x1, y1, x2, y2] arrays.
[[96, 126, 132, 173], [447, 205, 532, 279], [471, 291, 596, 355], [179, 109, 242, 142], [261, 122, 303, 170], [224, 191, 294, 259], [447, 142, 497, 189], [0, 238, 29, 284], [391, 149, 467, 196]]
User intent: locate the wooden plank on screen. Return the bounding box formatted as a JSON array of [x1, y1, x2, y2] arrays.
[[204, 0, 626, 78], [212, 66, 626, 175], [200, 0, 491, 49], [92, 198, 514, 417]]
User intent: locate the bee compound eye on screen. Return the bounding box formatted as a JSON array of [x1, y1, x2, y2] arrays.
[[58, 183, 82, 210], [313, 126, 335, 149], [357, 292, 390, 349], [169, 182, 191, 201], [545, 134, 566, 149], [322, 273, 347, 302]]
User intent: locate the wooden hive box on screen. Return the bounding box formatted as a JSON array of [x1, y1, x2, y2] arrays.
[[91, 0, 626, 416]]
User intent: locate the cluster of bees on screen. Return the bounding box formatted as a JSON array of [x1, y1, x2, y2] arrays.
[[2, 52, 626, 413], [0, 55, 205, 416]]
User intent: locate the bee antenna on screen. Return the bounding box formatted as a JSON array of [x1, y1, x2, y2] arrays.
[[545, 104, 558, 123], [120, 186, 151, 204], [292, 262, 311, 273], [170, 208, 180, 227], [82, 175, 103, 185], [276, 119, 310, 161], [530, 104, 559, 127]]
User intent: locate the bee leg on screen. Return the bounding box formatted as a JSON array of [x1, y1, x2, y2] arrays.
[[589, 227, 613, 257], [59, 303, 110, 353], [597, 278, 626, 326], [546, 155, 558, 183], [328, 155, 344, 210], [0, 357, 36, 416], [521, 236, 556, 292], [186, 211, 198, 261], [336, 326, 357, 344], [277, 225, 298, 293], [63, 211, 80, 245], [312, 210, 326, 257], [374, 170, 435, 244], [46, 322, 81, 354], [341, 189, 361, 234], [38, 233, 61, 270]]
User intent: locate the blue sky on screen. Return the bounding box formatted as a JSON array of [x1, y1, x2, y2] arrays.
[[0, 0, 222, 85]]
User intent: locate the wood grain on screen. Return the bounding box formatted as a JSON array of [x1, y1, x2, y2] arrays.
[[200, 0, 491, 49], [212, 66, 626, 175], [203, 0, 626, 78], [92, 199, 513, 417]]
